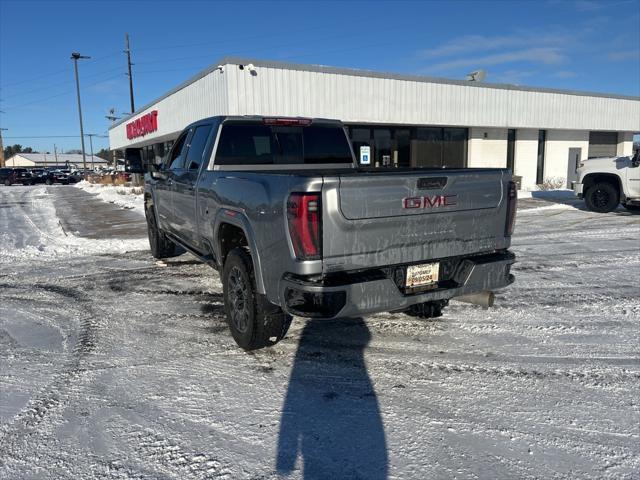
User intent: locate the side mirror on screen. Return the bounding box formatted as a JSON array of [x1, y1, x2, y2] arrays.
[[632, 151, 640, 168], [124, 148, 144, 174]]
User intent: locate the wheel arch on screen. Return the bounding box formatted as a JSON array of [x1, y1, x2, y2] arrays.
[[583, 173, 624, 200], [214, 212, 266, 295]]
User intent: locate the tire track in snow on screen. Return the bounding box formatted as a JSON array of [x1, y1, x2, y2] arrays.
[[0, 282, 100, 446]]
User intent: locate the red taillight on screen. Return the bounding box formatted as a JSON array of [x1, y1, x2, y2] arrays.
[[287, 193, 321, 260], [505, 181, 517, 236], [263, 117, 312, 126]]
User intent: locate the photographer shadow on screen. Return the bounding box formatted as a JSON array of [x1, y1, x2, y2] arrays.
[[276, 318, 388, 479]]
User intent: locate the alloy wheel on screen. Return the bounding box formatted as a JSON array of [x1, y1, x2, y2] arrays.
[[593, 189, 610, 209], [227, 266, 250, 333]]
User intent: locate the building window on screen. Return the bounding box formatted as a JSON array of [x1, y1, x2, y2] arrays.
[[536, 130, 546, 185], [588, 131, 617, 158], [347, 125, 468, 169], [414, 127, 442, 168], [442, 128, 467, 168], [506, 129, 516, 172]]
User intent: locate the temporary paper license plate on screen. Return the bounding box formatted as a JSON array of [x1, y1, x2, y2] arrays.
[[406, 262, 439, 289]]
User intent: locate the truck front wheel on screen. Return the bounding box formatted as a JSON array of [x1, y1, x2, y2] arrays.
[[145, 205, 178, 258], [223, 247, 292, 350], [584, 182, 619, 213]]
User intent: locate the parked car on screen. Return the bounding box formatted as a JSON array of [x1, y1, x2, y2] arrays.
[[572, 149, 640, 212], [127, 116, 517, 351], [1, 168, 33, 186], [44, 169, 71, 185], [30, 169, 48, 184], [67, 170, 83, 183], [0, 168, 12, 185]]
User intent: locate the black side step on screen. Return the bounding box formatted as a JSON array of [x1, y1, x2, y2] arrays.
[[165, 233, 219, 269]]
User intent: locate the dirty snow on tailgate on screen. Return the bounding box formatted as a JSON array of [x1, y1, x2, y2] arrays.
[[0, 186, 639, 479]]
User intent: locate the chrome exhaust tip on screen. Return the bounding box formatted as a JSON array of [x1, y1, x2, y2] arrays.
[[453, 291, 495, 308]]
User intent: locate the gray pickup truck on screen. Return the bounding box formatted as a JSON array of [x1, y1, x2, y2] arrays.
[[126, 116, 517, 350]]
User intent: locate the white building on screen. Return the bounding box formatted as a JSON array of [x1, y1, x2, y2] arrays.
[[108, 57, 640, 190], [5, 153, 109, 169]]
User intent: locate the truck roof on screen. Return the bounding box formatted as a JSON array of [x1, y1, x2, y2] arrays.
[[184, 115, 344, 129]]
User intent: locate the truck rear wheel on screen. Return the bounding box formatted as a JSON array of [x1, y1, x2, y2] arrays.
[[145, 205, 178, 259], [584, 182, 619, 213], [222, 247, 292, 350]]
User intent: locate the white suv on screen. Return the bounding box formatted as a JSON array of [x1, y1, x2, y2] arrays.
[[572, 150, 640, 213]]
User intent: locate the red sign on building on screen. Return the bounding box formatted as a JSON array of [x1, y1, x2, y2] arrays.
[[126, 110, 158, 140]]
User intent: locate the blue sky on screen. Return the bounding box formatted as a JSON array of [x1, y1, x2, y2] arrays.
[[1, 0, 639, 153]]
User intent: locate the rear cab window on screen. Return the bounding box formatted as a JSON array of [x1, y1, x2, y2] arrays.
[[214, 121, 353, 167]]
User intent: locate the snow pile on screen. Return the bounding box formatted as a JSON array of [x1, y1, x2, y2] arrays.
[[518, 203, 575, 214], [0, 187, 149, 261], [74, 180, 144, 214]]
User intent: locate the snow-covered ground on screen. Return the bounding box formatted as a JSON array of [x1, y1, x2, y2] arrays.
[[0, 185, 638, 479], [0, 186, 147, 261]]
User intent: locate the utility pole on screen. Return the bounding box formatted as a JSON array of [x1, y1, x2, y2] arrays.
[[0, 128, 7, 168], [71, 52, 90, 170], [125, 33, 135, 113], [53, 144, 58, 163], [86, 133, 96, 171], [0, 110, 6, 167]]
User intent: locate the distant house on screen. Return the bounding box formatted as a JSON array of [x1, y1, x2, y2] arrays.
[[5, 153, 109, 169]]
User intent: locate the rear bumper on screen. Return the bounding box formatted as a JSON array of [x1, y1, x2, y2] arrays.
[[572, 181, 583, 198], [280, 251, 515, 318]]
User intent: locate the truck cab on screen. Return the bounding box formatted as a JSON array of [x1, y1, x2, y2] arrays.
[[572, 150, 640, 213]]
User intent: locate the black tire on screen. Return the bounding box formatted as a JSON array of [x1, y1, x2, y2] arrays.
[[4, 179, 11, 186], [222, 247, 292, 350], [145, 204, 178, 259], [584, 182, 619, 213], [623, 203, 640, 213], [45, 178, 52, 185]]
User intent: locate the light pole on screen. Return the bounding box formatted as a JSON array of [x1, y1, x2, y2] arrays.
[[71, 52, 90, 170], [0, 110, 6, 168], [86, 133, 96, 171]]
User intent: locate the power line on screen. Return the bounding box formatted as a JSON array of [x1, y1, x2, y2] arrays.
[[133, 24, 329, 53], [0, 50, 122, 88], [0, 66, 69, 88], [3, 135, 84, 139], [0, 65, 125, 102], [132, 29, 388, 67], [1, 72, 125, 111]]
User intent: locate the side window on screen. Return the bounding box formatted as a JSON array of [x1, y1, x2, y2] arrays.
[[167, 131, 190, 170], [215, 124, 273, 165], [184, 125, 212, 170]]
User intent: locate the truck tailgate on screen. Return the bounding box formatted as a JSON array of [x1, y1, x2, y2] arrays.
[[321, 169, 510, 273]]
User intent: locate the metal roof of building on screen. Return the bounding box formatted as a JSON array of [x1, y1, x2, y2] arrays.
[[8, 153, 108, 164], [110, 56, 640, 130]]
